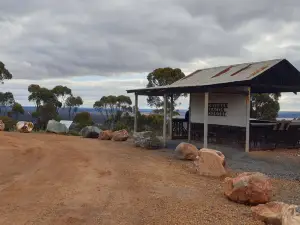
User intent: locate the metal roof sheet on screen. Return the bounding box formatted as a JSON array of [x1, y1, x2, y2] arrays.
[[169, 59, 282, 88], [127, 58, 300, 94]]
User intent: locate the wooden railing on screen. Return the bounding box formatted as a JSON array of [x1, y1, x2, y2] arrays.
[[172, 118, 188, 139], [250, 121, 300, 149]]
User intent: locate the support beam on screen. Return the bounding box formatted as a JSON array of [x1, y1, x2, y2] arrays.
[[169, 95, 173, 139], [188, 94, 191, 143], [204, 92, 209, 148], [245, 87, 251, 152], [134, 93, 138, 133], [163, 94, 167, 147]]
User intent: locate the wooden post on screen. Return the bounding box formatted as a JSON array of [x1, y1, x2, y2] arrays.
[[163, 94, 167, 147], [134, 93, 138, 133], [204, 92, 209, 148], [245, 87, 251, 152], [169, 95, 173, 139], [188, 93, 191, 143]]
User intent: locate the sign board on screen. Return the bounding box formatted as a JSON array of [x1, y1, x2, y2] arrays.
[[190, 93, 247, 127], [208, 103, 228, 116]]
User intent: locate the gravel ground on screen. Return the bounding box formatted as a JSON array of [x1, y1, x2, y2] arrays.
[[0, 132, 265, 225], [168, 140, 300, 180]]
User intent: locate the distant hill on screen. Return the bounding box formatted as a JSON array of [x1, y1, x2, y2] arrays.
[[0, 106, 299, 123]]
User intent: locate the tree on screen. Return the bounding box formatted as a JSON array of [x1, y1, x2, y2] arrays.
[[0, 61, 12, 84], [28, 84, 62, 111], [93, 95, 132, 129], [65, 96, 83, 119], [11, 102, 24, 119], [251, 93, 281, 120], [0, 92, 15, 115], [52, 85, 72, 107], [146, 67, 185, 112]]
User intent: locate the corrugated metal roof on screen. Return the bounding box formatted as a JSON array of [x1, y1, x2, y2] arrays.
[[127, 58, 300, 94], [169, 59, 282, 88]]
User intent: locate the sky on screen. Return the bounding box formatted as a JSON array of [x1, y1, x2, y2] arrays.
[[1, 0, 300, 110]]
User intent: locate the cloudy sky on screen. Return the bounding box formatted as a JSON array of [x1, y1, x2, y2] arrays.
[[1, 0, 300, 110]]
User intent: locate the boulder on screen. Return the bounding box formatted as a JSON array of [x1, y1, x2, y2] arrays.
[[80, 126, 101, 138], [99, 130, 113, 140], [46, 120, 68, 134], [251, 202, 300, 225], [112, 129, 129, 141], [133, 131, 163, 149], [0, 120, 5, 131], [224, 172, 273, 204], [194, 148, 227, 177], [174, 142, 199, 160], [16, 121, 34, 133]]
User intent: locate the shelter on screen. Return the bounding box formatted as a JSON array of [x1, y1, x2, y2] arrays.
[[127, 59, 300, 152]]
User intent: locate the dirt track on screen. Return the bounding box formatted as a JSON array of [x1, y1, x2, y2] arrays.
[[0, 132, 297, 225]]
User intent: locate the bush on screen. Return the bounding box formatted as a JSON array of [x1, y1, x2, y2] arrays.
[[73, 112, 93, 129], [113, 121, 129, 131], [0, 116, 17, 131]]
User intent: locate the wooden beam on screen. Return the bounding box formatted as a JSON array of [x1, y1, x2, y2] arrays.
[[163, 94, 167, 147], [169, 95, 173, 139], [188, 94, 191, 143], [134, 93, 138, 133], [245, 87, 251, 152], [204, 92, 209, 148]]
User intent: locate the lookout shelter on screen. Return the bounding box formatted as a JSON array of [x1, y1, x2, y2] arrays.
[[127, 59, 300, 152]]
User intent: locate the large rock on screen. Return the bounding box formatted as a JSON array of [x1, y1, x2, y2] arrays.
[[46, 120, 68, 134], [99, 130, 113, 140], [0, 120, 5, 131], [174, 142, 199, 160], [194, 148, 227, 177], [251, 202, 300, 225], [80, 126, 101, 138], [112, 129, 129, 141], [224, 172, 273, 204], [16, 121, 34, 133], [133, 131, 163, 149]]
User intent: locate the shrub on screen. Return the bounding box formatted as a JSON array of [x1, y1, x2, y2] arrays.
[[0, 116, 17, 131], [73, 112, 93, 129]]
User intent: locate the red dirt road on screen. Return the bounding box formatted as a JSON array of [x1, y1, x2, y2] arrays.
[[0, 132, 263, 225]]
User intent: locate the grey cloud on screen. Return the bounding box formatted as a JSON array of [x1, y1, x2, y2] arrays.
[[0, 0, 255, 79]]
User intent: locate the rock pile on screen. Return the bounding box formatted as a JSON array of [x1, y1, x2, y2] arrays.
[[0, 120, 5, 131], [133, 131, 163, 149], [251, 201, 300, 225], [224, 172, 273, 204], [194, 148, 227, 177], [80, 126, 101, 138], [112, 129, 129, 141], [46, 120, 68, 134], [98, 130, 113, 140], [174, 142, 199, 160], [17, 121, 34, 133]]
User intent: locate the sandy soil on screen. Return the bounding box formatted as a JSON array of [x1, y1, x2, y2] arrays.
[[0, 133, 298, 225]]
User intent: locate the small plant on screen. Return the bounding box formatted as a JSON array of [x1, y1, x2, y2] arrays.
[[0, 116, 17, 131], [73, 112, 93, 129]]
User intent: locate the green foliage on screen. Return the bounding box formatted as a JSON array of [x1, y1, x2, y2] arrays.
[[251, 93, 281, 121], [31, 111, 40, 118], [52, 85, 72, 107], [66, 96, 83, 119], [93, 95, 132, 129], [11, 102, 24, 119], [0, 61, 12, 84], [73, 112, 93, 129], [146, 67, 185, 110], [39, 103, 59, 126], [28, 84, 61, 110], [0, 92, 15, 115], [0, 116, 16, 131]]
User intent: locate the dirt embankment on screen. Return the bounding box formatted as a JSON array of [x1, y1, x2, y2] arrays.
[[0, 132, 298, 225]]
